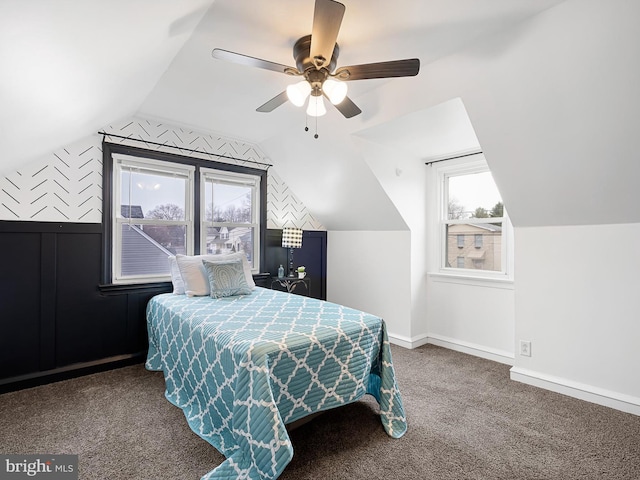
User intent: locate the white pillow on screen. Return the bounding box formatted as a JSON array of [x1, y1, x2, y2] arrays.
[[168, 256, 185, 295], [175, 253, 255, 297], [242, 256, 256, 289]]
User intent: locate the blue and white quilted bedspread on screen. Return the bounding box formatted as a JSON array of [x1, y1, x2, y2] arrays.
[[145, 287, 406, 480]]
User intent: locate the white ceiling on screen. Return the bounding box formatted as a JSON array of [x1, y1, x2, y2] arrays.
[[0, 0, 213, 174], [7, 0, 602, 230], [1, 0, 565, 174], [138, 0, 567, 144]]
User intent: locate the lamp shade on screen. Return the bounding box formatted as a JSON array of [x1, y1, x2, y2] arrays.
[[306, 95, 326, 117], [286, 81, 311, 107], [282, 227, 303, 248], [323, 79, 348, 105]]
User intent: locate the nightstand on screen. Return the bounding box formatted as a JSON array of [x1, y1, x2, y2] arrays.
[[270, 277, 310, 296], [252, 273, 271, 288]]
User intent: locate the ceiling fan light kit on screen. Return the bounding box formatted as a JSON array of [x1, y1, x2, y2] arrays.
[[286, 81, 312, 107], [323, 79, 348, 105], [306, 95, 327, 117], [211, 0, 420, 137]]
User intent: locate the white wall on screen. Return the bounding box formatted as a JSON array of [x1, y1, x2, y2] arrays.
[[423, 153, 515, 365], [338, 0, 640, 413], [260, 131, 408, 231], [327, 231, 413, 344], [343, 98, 491, 352], [345, 100, 515, 362], [512, 223, 640, 414], [351, 136, 430, 348], [426, 278, 515, 364]]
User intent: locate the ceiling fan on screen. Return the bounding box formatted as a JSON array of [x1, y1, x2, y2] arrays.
[[211, 0, 420, 121]]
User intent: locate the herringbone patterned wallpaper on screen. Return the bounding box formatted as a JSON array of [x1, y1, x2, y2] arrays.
[[1, 137, 102, 222], [268, 173, 324, 229], [0, 117, 324, 230]]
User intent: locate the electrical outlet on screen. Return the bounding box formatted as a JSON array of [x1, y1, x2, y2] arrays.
[[520, 340, 532, 357]]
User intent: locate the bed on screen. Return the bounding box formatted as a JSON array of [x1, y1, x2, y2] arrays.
[[146, 287, 407, 480]]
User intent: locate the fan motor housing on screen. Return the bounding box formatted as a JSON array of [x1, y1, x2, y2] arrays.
[[293, 35, 339, 73]]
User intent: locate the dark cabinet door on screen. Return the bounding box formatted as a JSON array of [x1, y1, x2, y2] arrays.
[[265, 229, 326, 300]]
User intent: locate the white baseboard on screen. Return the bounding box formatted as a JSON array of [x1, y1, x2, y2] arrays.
[[510, 367, 640, 416], [388, 332, 514, 365], [390, 331, 640, 417], [387, 332, 429, 350], [426, 333, 514, 365]]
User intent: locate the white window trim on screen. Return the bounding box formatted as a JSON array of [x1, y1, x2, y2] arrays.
[[112, 154, 195, 284], [428, 154, 514, 286], [200, 167, 261, 272]]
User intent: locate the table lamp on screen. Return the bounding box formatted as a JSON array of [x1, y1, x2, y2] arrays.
[[281, 227, 303, 277]]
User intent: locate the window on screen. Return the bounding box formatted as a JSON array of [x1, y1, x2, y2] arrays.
[[103, 143, 267, 286], [201, 168, 261, 271], [113, 155, 194, 283], [434, 155, 513, 280]]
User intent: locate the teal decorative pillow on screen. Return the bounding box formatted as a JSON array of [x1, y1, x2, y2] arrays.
[[202, 258, 253, 298]]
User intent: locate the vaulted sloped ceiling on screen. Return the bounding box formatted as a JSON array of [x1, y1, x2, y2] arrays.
[[137, 0, 565, 144], [0, 0, 214, 174], [3, 0, 589, 230]]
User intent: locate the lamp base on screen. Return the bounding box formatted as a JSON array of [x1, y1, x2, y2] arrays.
[[289, 247, 295, 277]]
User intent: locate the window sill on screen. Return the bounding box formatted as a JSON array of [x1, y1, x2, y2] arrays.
[[98, 282, 173, 295], [428, 272, 514, 290]]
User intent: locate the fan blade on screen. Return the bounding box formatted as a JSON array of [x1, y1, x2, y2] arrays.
[[309, 0, 345, 69], [331, 95, 361, 118], [256, 91, 289, 113], [212, 48, 296, 75], [334, 58, 420, 81]]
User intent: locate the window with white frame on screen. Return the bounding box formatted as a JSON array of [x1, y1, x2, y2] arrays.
[[105, 143, 267, 286], [113, 154, 194, 283], [436, 155, 513, 280], [200, 168, 261, 271]]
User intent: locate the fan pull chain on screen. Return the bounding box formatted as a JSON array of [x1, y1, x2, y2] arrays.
[[303, 114, 319, 139]]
